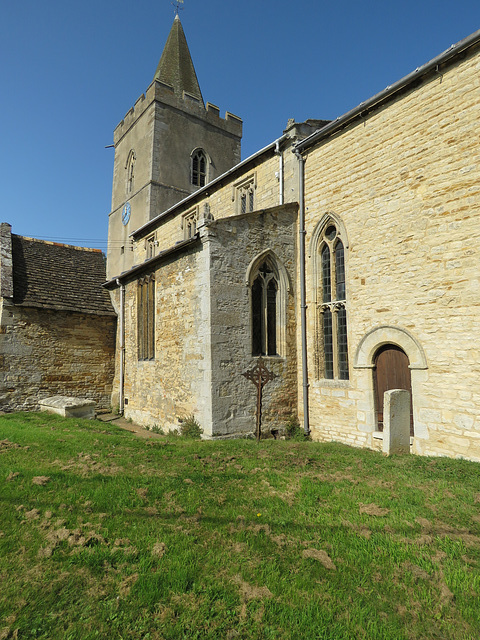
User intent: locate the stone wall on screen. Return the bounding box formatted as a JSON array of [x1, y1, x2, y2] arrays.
[[121, 243, 212, 431], [0, 301, 116, 411], [302, 48, 480, 460], [117, 204, 298, 437], [206, 204, 298, 437]]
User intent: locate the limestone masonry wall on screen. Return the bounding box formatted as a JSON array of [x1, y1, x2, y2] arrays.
[[122, 245, 211, 431], [302, 49, 480, 460], [207, 205, 298, 437], [0, 302, 116, 412]]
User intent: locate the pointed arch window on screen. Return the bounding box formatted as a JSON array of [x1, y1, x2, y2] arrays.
[[251, 261, 278, 356], [191, 149, 207, 187], [315, 223, 349, 380], [126, 150, 135, 195]]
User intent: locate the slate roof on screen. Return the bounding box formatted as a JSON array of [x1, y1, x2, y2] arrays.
[[153, 14, 204, 105], [11, 235, 116, 316]]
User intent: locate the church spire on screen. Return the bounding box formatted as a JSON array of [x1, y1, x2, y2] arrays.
[[153, 14, 204, 106]]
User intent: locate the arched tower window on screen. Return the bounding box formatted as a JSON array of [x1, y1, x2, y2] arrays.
[[314, 221, 349, 380], [191, 149, 207, 187], [126, 150, 135, 195]]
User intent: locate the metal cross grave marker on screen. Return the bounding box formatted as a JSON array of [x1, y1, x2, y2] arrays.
[[242, 357, 276, 442]]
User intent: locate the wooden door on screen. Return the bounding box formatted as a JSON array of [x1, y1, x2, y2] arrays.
[[374, 345, 414, 435]]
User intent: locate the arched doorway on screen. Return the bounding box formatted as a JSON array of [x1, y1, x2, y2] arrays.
[[374, 344, 414, 435]]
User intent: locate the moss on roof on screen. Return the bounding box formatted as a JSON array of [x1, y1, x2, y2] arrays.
[[153, 15, 204, 105]]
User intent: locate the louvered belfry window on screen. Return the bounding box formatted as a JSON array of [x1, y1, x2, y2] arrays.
[[138, 275, 155, 361], [191, 149, 207, 187], [317, 224, 349, 380], [251, 261, 278, 356]]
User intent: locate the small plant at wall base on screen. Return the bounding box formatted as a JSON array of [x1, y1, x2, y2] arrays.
[[146, 424, 164, 435], [178, 415, 203, 439], [284, 413, 307, 440]]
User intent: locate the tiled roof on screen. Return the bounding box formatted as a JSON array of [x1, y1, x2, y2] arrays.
[[12, 235, 116, 316]]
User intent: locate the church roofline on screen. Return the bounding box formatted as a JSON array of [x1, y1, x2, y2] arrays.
[[130, 136, 287, 240], [296, 28, 480, 153], [104, 235, 200, 288]]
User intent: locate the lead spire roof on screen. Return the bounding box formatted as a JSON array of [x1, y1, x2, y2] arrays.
[[153, 14, 204, 106]]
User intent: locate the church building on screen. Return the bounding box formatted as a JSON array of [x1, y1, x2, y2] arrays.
[[104, 18, 480, 459]]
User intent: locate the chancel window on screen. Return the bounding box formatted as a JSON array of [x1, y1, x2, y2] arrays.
[[191, 149, 207, 187], [251, 260, 278, 356], [316, 223, 349, 380], [138, 275, 155, 361]]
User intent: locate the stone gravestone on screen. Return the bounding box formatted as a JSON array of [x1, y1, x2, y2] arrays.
[[39, 396, 95, 420], [382, 389, 411, 455]]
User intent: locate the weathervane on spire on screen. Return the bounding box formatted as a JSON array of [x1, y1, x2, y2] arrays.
[[172, 0, 184, 16]]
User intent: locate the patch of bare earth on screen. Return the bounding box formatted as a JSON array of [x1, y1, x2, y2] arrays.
[[414, 517, 480, 547], [302, 548, 336, 570], [232, 574, 273, 622], [0, 439, 26, 452], [55, 452, 123, 477], [260, 478, 300, 506], [119, 573, 139, 598], [152, 542, 167, 558], [32, 476, 50, 486], [359, 503, 390, 517], [342, 519, 372, 539]]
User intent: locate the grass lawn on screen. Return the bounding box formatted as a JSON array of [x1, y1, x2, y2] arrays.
[[1, 412, 480, 640]]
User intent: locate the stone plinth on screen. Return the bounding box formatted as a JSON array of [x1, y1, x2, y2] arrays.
[[39, 396, 95, 419]]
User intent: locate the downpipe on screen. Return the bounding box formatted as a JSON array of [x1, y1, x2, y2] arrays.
[[116, 279, 125, 415], [294, 150, 310, 436]]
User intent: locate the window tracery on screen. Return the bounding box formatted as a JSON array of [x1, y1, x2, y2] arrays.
[[314, 221, 349, 380], [191, 149, 207, 187]]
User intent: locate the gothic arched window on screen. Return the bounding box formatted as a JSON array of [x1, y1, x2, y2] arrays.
[[191, 149, 207, 187], [316, 222, 349, 380], [250, 258, 282, 356], [126, 150, 135, 195]]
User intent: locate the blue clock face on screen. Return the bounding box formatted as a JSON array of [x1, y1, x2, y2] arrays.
[[122, 202, 131, 225]]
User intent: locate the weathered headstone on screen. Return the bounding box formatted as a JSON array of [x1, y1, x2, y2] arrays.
[[382, 389, 411, 455]]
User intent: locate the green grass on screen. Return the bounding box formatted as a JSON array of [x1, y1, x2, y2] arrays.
[[1, 412, 480, 640]]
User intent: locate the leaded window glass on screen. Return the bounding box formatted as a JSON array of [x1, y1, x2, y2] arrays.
[[251, 261, 278, 356], [316, 222, 349, 380]]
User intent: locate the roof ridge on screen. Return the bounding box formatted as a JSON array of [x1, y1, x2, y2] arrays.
[[14, 235, 103, 253]]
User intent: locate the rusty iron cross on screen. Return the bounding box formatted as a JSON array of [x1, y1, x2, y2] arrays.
[[242, 357, 276, 442]]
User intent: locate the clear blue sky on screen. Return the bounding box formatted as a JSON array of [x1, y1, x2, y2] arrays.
[[2, 0, 479, 250]]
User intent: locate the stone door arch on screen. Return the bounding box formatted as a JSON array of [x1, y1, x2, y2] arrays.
[[353, 325, 428, 437]]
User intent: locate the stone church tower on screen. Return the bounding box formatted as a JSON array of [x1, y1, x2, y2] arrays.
[[107, 15, 243, 278]]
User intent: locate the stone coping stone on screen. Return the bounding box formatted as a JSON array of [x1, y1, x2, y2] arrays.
[[39, 396, 96, 420]]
